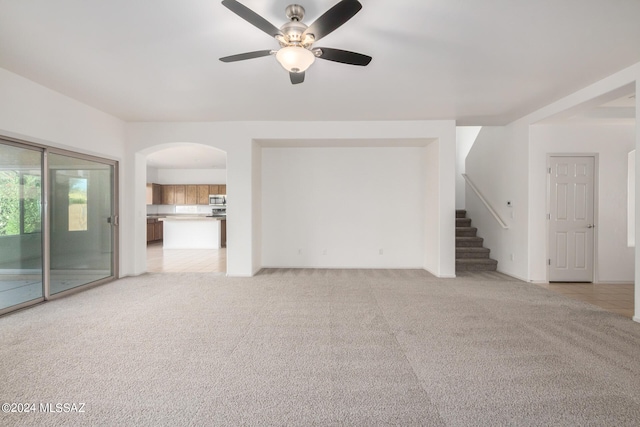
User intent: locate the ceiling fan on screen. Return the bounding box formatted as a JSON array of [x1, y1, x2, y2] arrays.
[[219, 0, 372, 84]]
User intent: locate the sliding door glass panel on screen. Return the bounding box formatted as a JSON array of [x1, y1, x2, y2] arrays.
[[49, 153, 114, 294], [0, 142, 43, 311]]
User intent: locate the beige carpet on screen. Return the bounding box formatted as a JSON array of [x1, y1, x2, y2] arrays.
[[1, 269, 640, 426]]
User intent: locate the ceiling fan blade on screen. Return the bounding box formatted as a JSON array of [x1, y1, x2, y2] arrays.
[[302, 0, 362, 42], [219, 50, 273, 62], [290, 72, 305, 84], [316, 47, 372, 66], [221, 0, 283, 38]]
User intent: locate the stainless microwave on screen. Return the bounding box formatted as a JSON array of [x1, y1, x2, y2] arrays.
[[209, 195, 226, 205]]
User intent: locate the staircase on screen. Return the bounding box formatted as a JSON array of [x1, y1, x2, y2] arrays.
[[456, 210, 498, 272]]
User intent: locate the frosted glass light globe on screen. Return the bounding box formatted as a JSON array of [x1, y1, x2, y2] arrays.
[[275, 47, 315, 73]]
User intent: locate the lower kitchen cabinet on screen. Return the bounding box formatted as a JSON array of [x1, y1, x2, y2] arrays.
[[154, 221, 163, 241], [146, 218, 164, 243], [146, 222, 155, 243]]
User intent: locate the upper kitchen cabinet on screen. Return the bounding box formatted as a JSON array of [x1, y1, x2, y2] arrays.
[[162, 185, 175, 205], [156, 183, 226, 205], [174, 185, 186, 205], [185, 185, 198, 205], [197, 185, 210, 205], [146, 183, 162, 205], [152, 184, 162, 204]]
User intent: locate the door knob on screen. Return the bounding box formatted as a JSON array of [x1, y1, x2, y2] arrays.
[[586, 224, 595, 228]]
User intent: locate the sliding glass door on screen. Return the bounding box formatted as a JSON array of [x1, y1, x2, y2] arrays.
[[0, 142, 44, 311], [0, 138, 118, 314], [49, 153, 115, 295]]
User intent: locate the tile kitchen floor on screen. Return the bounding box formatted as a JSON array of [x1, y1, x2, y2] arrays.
[[146, 241, 227, 274], [536, 282, 635, 319]]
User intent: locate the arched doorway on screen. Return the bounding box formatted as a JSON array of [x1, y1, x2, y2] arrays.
[[142, 143, 227, 274]]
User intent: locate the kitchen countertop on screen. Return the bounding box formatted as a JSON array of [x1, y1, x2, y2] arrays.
[[161, 216, 224, 221], [148, 214, 225, 221]]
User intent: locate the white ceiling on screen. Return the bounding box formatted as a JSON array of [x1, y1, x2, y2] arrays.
[[0, 0, 639, 126], [147, 144, 227, 169]]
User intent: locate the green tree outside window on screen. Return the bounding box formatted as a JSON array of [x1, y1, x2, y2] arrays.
[[0, 171, 41, 236]]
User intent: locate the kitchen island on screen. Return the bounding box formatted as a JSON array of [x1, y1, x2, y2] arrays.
[[160, 216, 225, 249]]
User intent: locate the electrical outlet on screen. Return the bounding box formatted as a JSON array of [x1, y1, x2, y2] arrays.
[[510, 253, 514, 261], [297, 249, 302, 255], [322, 249, 327, 255], [379, 249, 384, 255]]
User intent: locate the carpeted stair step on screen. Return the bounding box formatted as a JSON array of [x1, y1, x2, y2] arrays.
[[456, 226, 478, 237], [456, 247, 490, 259], [454, 210, 498, 271], [456, 236, 484, 247], [456, 218, 472, 227], [456, 258, 498, 271]]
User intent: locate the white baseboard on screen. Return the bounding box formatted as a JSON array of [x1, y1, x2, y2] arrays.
[[593, 281, 634, 285], [495, 269, 529, 282]]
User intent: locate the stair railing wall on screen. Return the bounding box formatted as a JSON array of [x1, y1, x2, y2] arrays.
[[462, 174, 509, 229]]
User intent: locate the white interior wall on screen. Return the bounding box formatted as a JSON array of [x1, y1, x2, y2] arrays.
[[127, 121, 456, 277], [261, 147, 425, 268], [0, 67, 128, 275], [0, 68, 125, 159], [456, 127, 482, 209], [252, 141, 262, 272], [147, 166, 159, 183], [422, 141, 440, 273], [154, 168, 227, 185], [635, 84, 640, 323], [3, 60, 638, 318], [529, 123, 635, 282], [629, 150, 636, 247], [464, 126, 529, 280], [465, 63, 640, 290]]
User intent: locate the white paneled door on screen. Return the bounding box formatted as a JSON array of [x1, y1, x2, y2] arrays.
[[548, 156, 595, 282]]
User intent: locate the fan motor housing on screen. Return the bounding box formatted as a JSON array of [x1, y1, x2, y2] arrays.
[[285, 4, 305, 21], [279, 20, 308, 46]]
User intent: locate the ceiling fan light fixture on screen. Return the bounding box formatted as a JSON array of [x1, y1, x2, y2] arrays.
[[275, 46, 315, 73]]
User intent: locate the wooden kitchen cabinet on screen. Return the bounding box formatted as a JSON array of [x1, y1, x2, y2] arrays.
[[197, 185, 210, 204], [185, 185, 198, 204], [147, 218, 163, 243], [146, 184, 153, 205], [162, 185, 175, 205], [160, 183, 225, 205], [174, 185, 186, 205], [221, 220, 226, 248], [146, 183, 163, 205], [154, 220, 163, 241], [152, 184, 162, 204], [146, 221, 155, 242]]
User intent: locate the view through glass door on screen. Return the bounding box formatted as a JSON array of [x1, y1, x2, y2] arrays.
[[0, 139, 118, 314], [49, 152, 116, 295], [0, 142, 44, 312]]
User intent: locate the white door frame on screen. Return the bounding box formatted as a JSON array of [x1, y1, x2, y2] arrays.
[[546, 153, 599, 283]]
